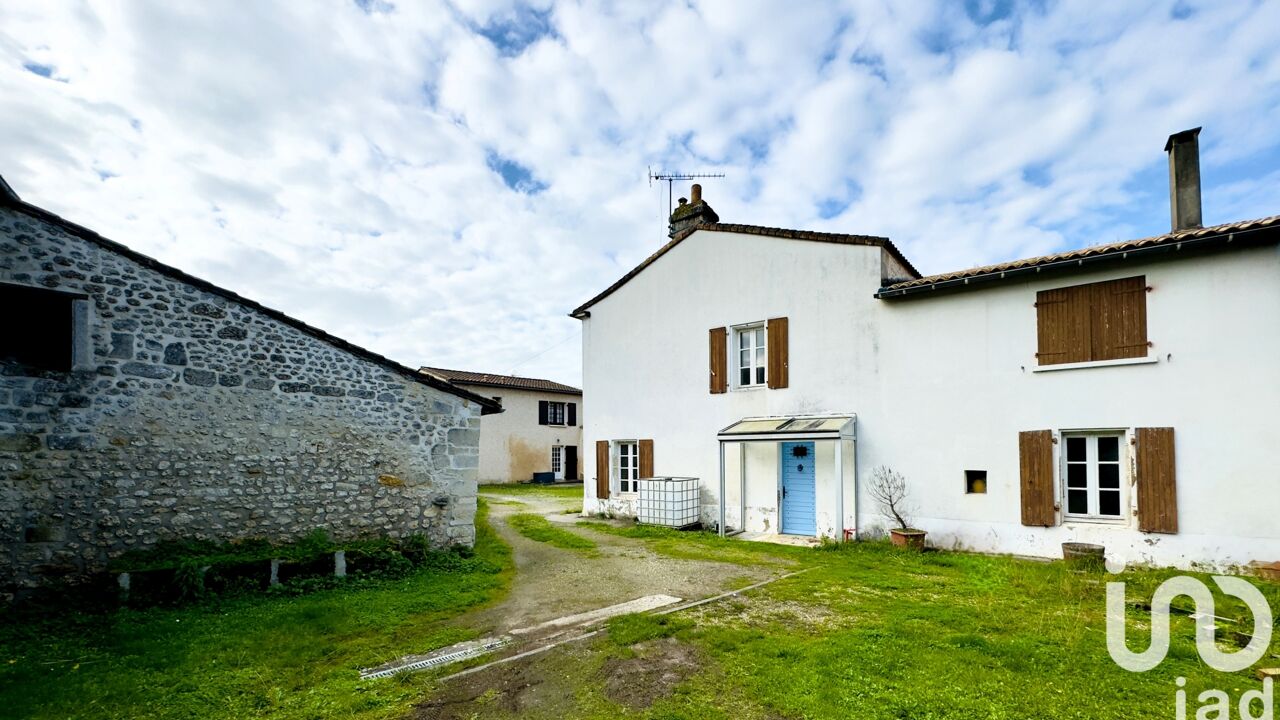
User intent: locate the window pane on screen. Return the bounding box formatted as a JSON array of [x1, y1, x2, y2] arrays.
[[740, 368, 750, 385], [739, 332, 749, 349], [1098, 436, 1119, 462], [755, 329, 764, 346], [1099, 490, 1121, 516], [755, 347, 765, 366], [756, 366, 766, 385], [1068, 489, 1088, 515], [740, 349, 750, 366], [1098, 463, 1120, 489], [1066, 463, 1087, 488], [1066, 437, 1086, 462]]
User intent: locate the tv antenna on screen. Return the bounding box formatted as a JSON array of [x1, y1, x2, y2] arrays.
[[648, 167, 725, 216]]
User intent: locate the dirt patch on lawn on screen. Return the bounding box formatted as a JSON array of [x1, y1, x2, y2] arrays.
[[414, 664, 542, 719], [466, 496, 778, 635], [601, 637, 702, 710]]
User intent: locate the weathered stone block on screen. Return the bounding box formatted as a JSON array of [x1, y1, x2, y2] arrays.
[[47, 434, 95, 451], [311, 385, 345, 397], [279, 382, 311, 393], [447, 428, 479, 447], [0, 434, 40, 452], [163, 342, 188, 366], [216, 325, 247, 340], [120, 362, 171, 379], [183, 369, 217, 387], [189, 302, 226, 318]]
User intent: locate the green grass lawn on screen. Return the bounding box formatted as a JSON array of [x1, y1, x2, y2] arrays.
[[0, 500, 514, 720], [479, 483, 583, 500], [508, 514, 597, 553], [483, 525, 1280, 720], [8, 509, 1277, 720]]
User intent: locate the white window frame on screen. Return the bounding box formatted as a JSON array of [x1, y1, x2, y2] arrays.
[[733, 323, 767, 389], [546, 401, 566, 426], [1061, 431, 1129, 523], [615, 440, 639, 494]]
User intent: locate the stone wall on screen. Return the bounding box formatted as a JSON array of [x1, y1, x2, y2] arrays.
[[0, 203, 485, 599]]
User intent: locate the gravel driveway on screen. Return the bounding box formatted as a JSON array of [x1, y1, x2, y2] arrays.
[[470, 489, 779, 635]]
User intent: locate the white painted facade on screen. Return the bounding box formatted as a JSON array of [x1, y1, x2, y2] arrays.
[[452, 384, 582, 484], [579, 226, 1280, 569]]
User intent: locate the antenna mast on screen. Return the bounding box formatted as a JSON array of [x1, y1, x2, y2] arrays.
[[648, 166, 726, 216]]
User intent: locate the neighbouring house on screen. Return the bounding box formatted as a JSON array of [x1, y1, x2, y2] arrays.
[[573, 129, 1280, 569], [0, 175, 501, 598], [419, 368, 582, 483]]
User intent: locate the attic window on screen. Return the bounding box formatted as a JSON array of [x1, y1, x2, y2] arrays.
[[0, 283, 85, 372]]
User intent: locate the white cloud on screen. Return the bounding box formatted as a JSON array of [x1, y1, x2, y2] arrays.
[[2, 0, 1279, 387]]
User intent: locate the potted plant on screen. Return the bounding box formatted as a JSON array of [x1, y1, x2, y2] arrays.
[[869, 466, 927, 550]]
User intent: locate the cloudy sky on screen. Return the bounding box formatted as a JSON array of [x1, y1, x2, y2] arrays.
[[3, 1, 1278, 386]]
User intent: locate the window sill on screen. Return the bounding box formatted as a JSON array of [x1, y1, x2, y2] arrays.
[[1063, 516, 1129, 527], [1032, 356, 1157, 373], [732, 384, 767, 392]]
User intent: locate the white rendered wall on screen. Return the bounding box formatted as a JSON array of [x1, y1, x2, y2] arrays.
[[459, 385, 582, 483], [581, 229, 1280, 568]]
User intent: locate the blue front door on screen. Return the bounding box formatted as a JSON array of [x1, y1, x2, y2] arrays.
[[780, 442, 817, 536]]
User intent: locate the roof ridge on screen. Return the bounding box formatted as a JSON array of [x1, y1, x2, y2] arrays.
[[419, 366, 582, 395], [3, 193, 501, 414], [880, 214, 1280, 295], [570, 221, 915, 318]]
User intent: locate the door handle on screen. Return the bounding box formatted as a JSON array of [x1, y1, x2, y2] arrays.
[[782, 487, 788, 498]]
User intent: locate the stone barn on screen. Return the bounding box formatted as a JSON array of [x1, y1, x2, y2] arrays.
[[0, 174, 501, 598]]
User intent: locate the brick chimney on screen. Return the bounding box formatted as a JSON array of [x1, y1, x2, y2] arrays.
[[1165, 127, 1203, 232], [668, 183, 719, 238]]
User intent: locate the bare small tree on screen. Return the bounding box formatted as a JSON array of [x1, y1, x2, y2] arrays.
[[869, 466, 912, 531]]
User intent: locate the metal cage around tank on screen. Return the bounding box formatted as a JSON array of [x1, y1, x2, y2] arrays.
[[636, 477, 701, 528]]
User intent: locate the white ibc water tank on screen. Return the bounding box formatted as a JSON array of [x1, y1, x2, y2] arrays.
[[636, 477, 700, 528]]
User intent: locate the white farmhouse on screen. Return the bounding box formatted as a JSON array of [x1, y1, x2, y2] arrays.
[[420, 368, 582, 484], [573, 129, 1280, 569]]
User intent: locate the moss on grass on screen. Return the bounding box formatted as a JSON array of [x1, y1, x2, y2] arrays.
[[508, 514, 597, 553]]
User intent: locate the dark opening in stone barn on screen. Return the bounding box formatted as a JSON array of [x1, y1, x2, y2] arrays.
[[0, 282, 77, 372]]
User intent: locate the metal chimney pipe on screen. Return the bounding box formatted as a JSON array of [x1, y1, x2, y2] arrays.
[[1165, 127, 1203, 231]]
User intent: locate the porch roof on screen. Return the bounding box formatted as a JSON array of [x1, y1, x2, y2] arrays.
[[717, 414, 856, 442]]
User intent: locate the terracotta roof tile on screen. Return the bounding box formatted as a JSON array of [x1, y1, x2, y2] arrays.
[[419, 367, 582, 395], [879, 215, 1280, 297]]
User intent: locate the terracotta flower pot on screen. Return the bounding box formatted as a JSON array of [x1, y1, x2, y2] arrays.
[[889, 528, 927, 550]]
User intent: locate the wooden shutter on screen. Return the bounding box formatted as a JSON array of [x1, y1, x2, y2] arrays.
[[567, 402, 577, 427], [1036, 285, 1091, 365], [709, 327, 727, 394], [767, 317, 789, 389], [1136, 427, 1178, 533], [538, 400, 549, 425], [1092, 276, 1148, 361], [638, 439, 654, 479], [1019, 430, 1057, 526], [595, 440, 610, 500]]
